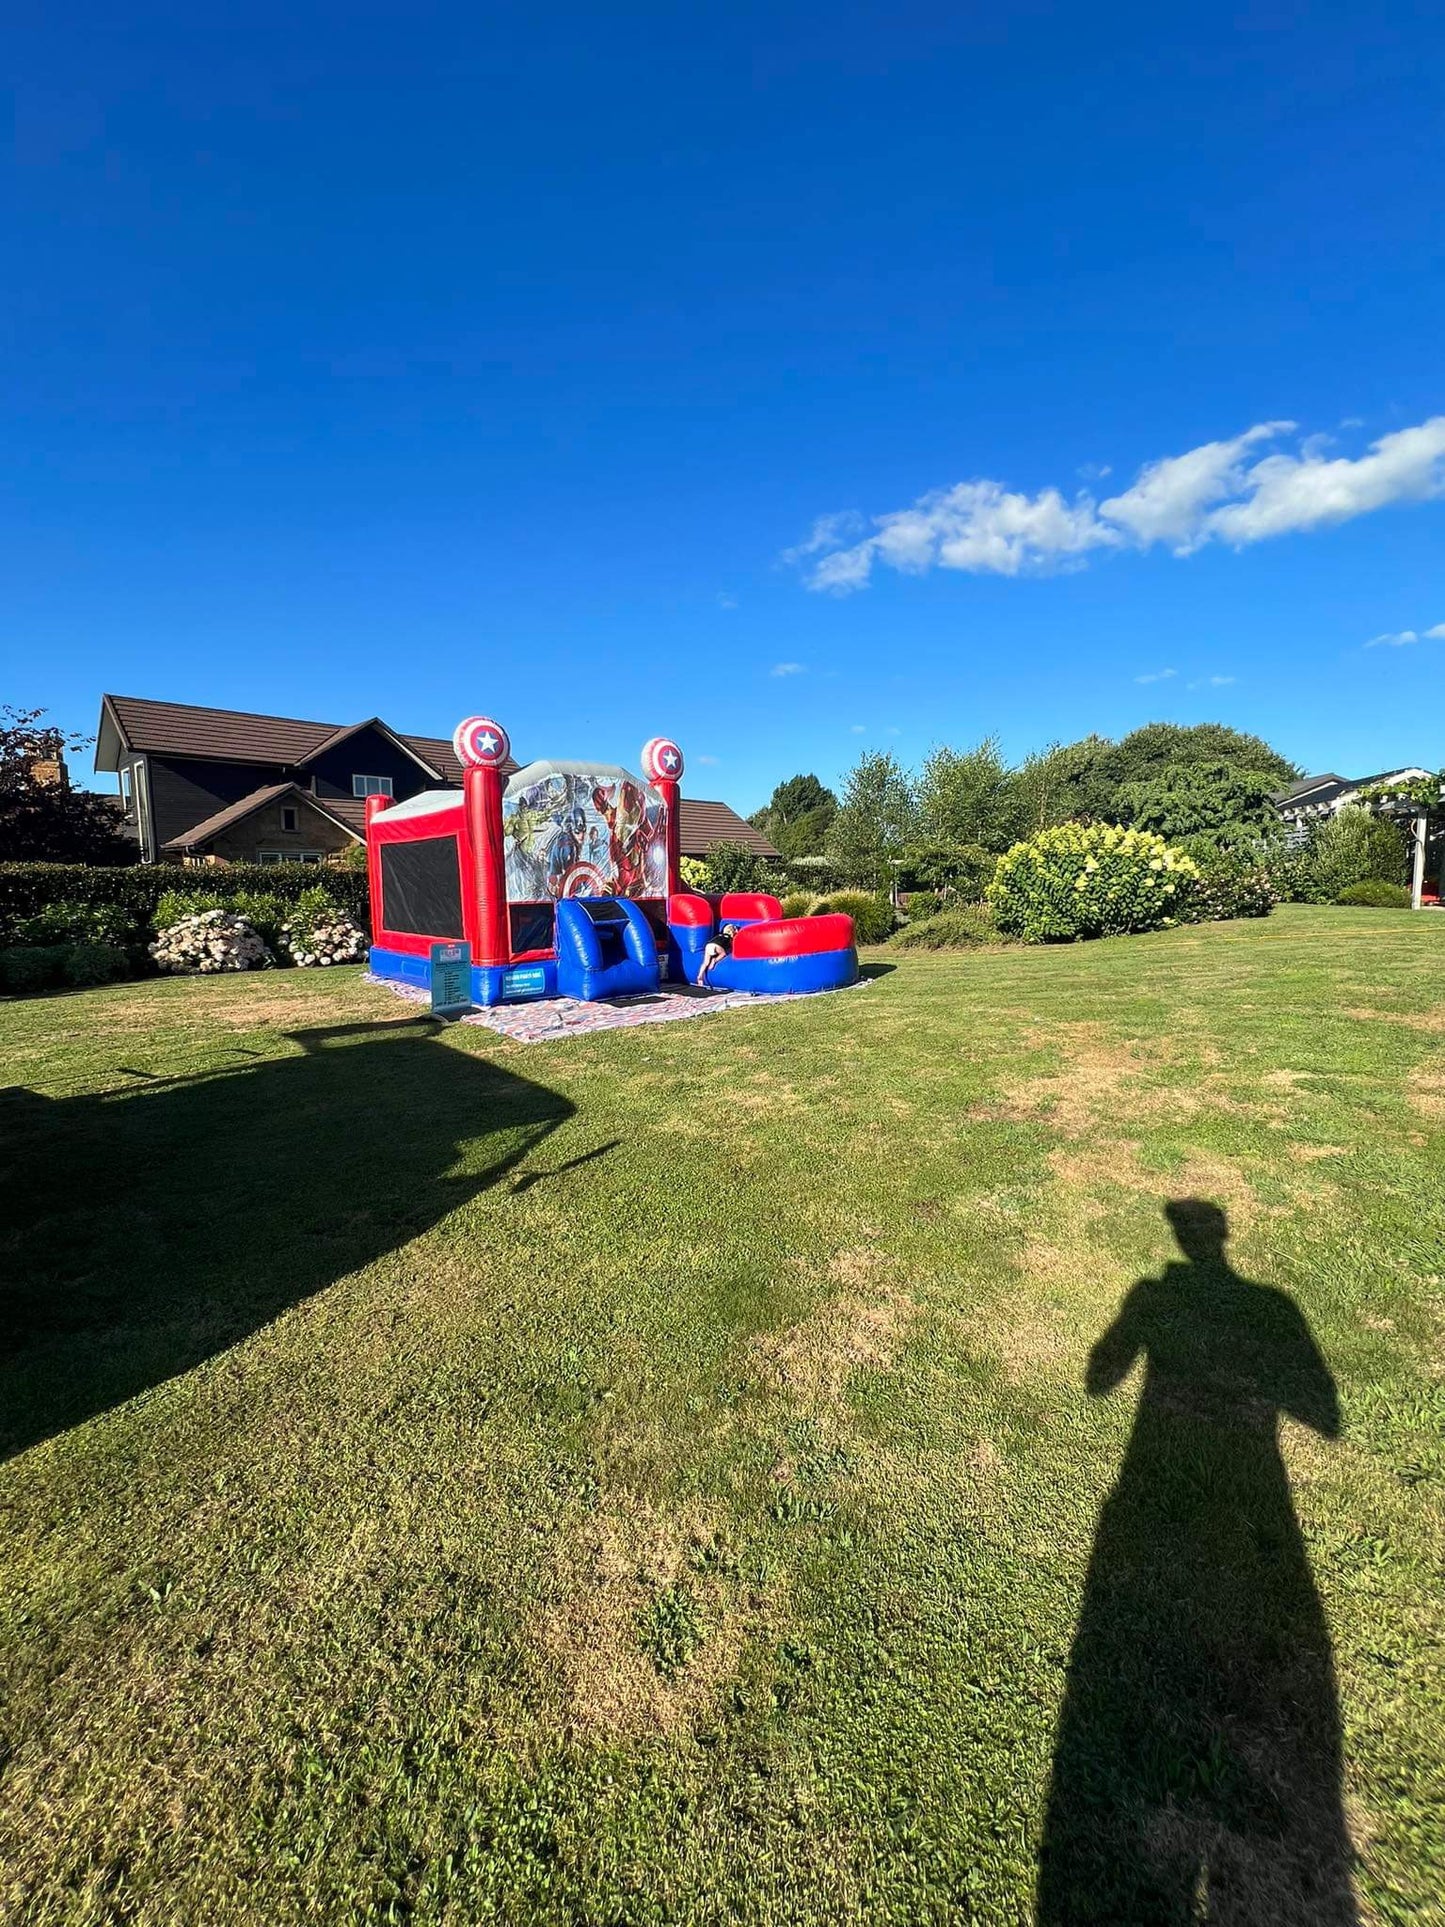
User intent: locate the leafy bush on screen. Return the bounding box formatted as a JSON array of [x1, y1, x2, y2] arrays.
[[779, 891, 814, 920], [14, 899, 139, 946], [1336, 879, 1412, 908], [810, 890, 897, 944], [899, 840, 996, 899], [61, 942, 131, 987], [702, 841, 771, 895], [154, 886, 225, 928], [0, 862, 370, 944], [1308, 808, 1409, 901], [1179, 864, 1277, 923], [989, 823, 1198, 942], [678, 856, 711, 892], [888, 905, 1004, 949], [0, 944, 68, 993], [227, 892, 288, 949]]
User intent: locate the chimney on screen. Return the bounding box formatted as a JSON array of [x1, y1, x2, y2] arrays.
[[28, 755, 69, 791]]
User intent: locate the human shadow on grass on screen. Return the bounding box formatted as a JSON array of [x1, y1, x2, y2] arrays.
[[1037, 1200, 1357, 1926], [0, 1019, 577, 1462]]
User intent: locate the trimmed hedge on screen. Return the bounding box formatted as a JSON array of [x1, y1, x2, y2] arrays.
[[0, 942, 131, 993], [0, 862, 370, 944]]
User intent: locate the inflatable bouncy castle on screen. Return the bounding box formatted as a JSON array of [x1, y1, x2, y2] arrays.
[[365, 717, 859, 1006]]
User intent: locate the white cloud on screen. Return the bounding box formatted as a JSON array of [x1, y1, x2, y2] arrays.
[[1367, 621, 1445, 647], [789, 415, 1445, 592], [716, 593, 738, 611], [779, 511, 864, 567], [770, 661, 806, 677], [1099, 423, 1292, 551], [1134, 668, 1176, 684], [849, 723, 867, 733], [1187, 674, 1236, 689], [695, 753, 721, 765]]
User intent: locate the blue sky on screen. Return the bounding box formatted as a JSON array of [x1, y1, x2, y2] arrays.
[[7, 2, 1444, 807]]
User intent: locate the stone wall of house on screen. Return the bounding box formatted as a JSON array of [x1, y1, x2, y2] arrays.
[[205, 798, 357, 864]]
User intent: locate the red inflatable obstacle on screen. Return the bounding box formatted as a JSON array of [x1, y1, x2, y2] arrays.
[[665, 893, 859, 995]]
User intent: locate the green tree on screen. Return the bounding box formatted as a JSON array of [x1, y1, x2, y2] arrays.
[[1113, 761, 1285, 855], [825, 751, 917, 890], [1104, 723, 1297, 793], [916, 738, 1020, 853], [702, 841, 771, 894], [749, 772, 839, 858], [1011, 736, 1117, 830], [0, 707, 134, 864]]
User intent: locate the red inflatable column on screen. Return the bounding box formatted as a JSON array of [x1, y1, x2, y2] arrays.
[[454, 715, 513, 969], [641, 736, 685, 899], [364, 792, 389, 938], [465, 764, 508, 967]]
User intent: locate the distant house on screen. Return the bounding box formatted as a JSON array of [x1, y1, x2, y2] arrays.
[[1274, 767, 1436, 838], [94, 695, 779, 866], [1275, 764, 1443, 907]]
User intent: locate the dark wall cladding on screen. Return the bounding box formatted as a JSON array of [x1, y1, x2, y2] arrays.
[[509, 902, 556, 954], [378, 836, 465, 939]]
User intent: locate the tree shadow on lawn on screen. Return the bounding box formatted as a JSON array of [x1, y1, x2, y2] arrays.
[[1037, 1200, 1358, 1926], [0, 1019, 578, 1463]]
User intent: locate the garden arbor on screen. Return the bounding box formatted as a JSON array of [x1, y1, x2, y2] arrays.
[[1355, 775, 1445, 909]]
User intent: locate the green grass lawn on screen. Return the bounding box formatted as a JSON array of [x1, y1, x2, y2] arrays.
[[1, 905, 1442, 1925]]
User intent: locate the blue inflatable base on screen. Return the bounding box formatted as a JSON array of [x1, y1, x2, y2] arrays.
[[705, 947, 859, 996], [369, 946, 558, 1007]]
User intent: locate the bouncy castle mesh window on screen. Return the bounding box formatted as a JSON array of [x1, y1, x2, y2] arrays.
[[378, 836, 465, 939], [508, 902, 555, 954]]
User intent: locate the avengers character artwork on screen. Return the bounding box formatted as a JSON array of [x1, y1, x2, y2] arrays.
[[502, 763, 668, 904]]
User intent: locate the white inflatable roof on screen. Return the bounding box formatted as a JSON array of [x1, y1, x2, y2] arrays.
[[370, 788, 465, 822], [504, 758, 645, 795]]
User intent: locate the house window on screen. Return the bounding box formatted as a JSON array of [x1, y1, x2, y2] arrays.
[[353, 775, 394, 798], [280, 806, 299, 832], [258, 850, 324, 865], [119, 766, 133, 811]]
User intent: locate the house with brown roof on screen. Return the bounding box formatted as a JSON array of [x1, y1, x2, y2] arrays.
[[94, 695, 778, 867]]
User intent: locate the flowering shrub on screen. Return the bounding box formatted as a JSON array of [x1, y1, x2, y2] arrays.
[[1178, 865, 1277, 923], [150, 908, 270, 974], [280, 911, 367, 966], [988, 823, 1198, 942], [274, 886, 366, 966]]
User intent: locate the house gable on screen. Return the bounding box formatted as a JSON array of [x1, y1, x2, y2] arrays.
[[164, 784, 361, 864], [301, 722, 442, 802]]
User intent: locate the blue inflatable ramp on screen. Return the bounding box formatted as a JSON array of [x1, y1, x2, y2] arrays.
[[553, 897, 660, 1001]]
